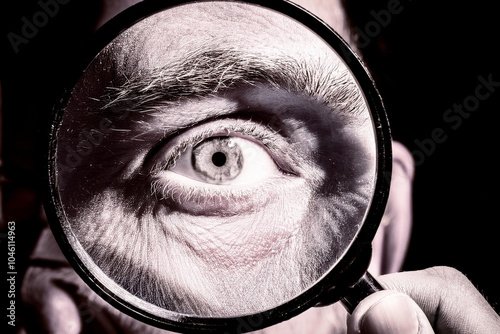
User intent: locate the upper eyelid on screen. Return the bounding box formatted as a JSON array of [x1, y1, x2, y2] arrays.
[[144, 117, 299, 175], [94, 81, 362, 181]]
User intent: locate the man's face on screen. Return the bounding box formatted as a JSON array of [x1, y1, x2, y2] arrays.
[[21, 1, 418, 333], [56, 1, 377, 318]]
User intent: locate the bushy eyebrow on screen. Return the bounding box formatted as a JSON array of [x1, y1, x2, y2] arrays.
[[100, 46, 365, 116]]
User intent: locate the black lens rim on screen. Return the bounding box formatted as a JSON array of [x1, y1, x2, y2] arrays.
[[44, 0, 392, 332]]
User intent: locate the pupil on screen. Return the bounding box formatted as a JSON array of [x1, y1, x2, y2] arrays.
[[212, 152, 227, 167]]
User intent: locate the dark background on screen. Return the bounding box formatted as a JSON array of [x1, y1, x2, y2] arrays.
[[1, 0, 499, 329], [344, 0, 500, 311]]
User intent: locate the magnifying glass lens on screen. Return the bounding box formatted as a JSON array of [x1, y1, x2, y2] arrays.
[[46, 1, 391, 331]]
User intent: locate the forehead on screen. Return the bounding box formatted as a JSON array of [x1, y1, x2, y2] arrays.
[[106, 2, 343, 74]]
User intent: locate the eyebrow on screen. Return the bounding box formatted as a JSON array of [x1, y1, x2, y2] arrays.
[[100, 46, 365, 116]]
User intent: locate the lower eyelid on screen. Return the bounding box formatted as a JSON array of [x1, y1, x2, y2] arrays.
[[148, 118, 301, 175], [151, 171, 305, 216]]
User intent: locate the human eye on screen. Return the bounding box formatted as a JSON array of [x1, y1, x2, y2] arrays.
[[148, 117, 303, 215], [170, 135, 280, 184]]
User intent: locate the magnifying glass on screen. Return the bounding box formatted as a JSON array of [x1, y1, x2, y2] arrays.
[[44, 0, 392, 332]]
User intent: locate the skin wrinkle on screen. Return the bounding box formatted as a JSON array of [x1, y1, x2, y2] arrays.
[[71, 186, 348, 316], [55, 2, 377, 319], [152, 176, 298, 217], [67, 156, 371, 317]]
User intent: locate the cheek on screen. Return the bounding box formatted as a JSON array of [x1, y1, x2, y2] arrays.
[[67, 178, 363, 316], [71, 177, 313, 269]]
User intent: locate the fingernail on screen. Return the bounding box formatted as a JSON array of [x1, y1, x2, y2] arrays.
[[360, 294, 419, 334]]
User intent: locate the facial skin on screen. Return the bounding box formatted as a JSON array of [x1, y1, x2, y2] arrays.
[[20, 1, 415, 333], [19, 1, 500, 334], [56, 2, 376, 317]]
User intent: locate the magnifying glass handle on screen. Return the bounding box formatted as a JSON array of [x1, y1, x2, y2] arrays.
[[341, 271, 384, 313]]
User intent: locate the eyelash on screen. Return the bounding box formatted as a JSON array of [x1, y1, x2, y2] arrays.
[[147, 117, 302, 211], [150, 174, 303, 215], [150, 118, 296, 176]]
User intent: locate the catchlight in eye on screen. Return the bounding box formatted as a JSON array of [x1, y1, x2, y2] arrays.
[[168, 133, 285, 186], [183, 136, 244, 183]]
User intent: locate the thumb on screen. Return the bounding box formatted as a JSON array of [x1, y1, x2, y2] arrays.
[[347, 290, 434, 334], [377, 267, 500, 334]]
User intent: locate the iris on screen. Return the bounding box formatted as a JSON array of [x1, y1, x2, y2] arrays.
[[192, 137, 243, 183]]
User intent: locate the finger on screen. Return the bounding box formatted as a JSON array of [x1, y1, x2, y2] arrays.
[[347, 290, 435, 334], [377, 266, 500, 334]]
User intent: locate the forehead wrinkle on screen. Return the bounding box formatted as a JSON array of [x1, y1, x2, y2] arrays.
[[106, 2, 349, 77]]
